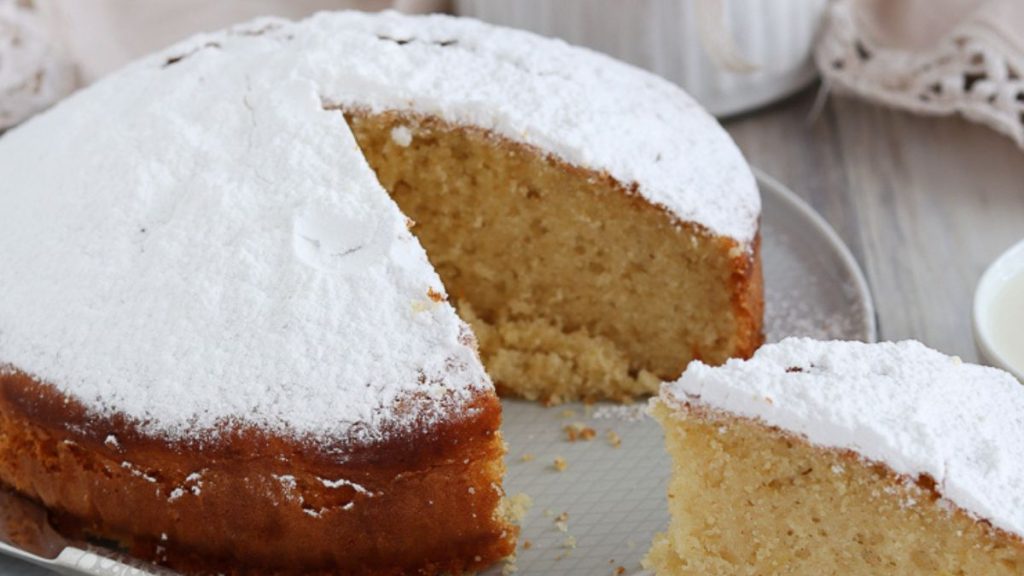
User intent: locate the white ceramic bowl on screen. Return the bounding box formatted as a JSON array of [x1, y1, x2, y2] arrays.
[[454, 0, 828, 117], [973, 237, 1024, 381]]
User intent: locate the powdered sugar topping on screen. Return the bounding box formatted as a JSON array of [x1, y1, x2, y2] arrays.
[[0, 13, 496, 453], [321, 12, 758, 242], [169, 11, 759, 243], [0, 11, 756, 454], [661, 338, 1024, 539]]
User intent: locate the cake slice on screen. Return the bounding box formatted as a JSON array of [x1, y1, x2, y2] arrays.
[[647, 338, 1024, 575]]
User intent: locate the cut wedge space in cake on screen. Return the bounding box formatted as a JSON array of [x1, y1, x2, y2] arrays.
[[647, 338, 1024, 575], [0, 10, 761, 575]]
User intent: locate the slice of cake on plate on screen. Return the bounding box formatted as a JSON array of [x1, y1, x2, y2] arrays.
[[647, 338, 1024, 575]]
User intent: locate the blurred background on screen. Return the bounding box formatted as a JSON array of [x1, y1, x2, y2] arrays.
[[8, 0, 830, 124], [2, 0, 1022, 365]]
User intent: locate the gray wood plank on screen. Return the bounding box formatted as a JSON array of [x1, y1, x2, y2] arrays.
[[725, 87, 1024, 361]]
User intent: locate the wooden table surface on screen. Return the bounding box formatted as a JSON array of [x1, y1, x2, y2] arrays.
[[725, 86, 1024, 363]]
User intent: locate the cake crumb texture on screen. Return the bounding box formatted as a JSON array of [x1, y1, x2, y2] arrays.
[[662, 338, 1024, 539], [348, 111, 762, 403], [645, 401, 1024, 575]]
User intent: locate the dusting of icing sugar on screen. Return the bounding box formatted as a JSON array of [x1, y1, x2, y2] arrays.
[[121, 461, 157, 483], [591, 404, 648, 422], [274, 475, 298, 491], [272, 474, 305, 506], [390, 125, 413, 147], [0, 14, 490, 452], [319, 476, 371, 495], [272, 473, 343, 517], [183, 471, 204, 496], [660, 338, 1024, 539], [291, 196, 398, 273], [180, 11, 758, 243], [312, 11, 758, 243], [0, 10, 754, 455]]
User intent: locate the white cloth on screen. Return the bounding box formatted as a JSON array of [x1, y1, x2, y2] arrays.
[[0, 0, 75, 129], [817, 0, 1024, 148]]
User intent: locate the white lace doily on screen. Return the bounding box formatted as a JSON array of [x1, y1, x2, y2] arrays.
[[0, 0, 76, 130], [817, 0, 1024, 148]]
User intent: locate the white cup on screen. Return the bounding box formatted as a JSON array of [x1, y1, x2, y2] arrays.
[[974, 237, 1024, 381], [454, 0, 828, 117]]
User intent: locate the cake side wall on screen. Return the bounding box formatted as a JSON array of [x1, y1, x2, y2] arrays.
[[0, 375, 514, 574], [728, 231, 765, 360]]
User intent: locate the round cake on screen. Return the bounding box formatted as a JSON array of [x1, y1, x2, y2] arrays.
[[0, 10, 762, 574], [648, 338, 1024, 575]]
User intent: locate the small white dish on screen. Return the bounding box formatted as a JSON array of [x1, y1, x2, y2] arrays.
[[973, 237, 1024, 382]]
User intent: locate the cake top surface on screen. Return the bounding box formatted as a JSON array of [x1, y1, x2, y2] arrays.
[[0, 11, 757, 452], [292, 11, 760, 244], [661, 338, 1024, 539]]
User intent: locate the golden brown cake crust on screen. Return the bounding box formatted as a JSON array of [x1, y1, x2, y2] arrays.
[[728, 230, 765, 360], [0, 371, 516, 575]]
